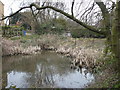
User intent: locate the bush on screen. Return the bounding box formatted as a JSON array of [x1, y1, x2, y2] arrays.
[[36, 18, 67, 35], [2, 26, 25, 37], [71, 28, 105, 38]]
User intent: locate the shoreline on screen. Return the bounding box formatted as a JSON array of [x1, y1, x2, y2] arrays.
[[3, 34, 119, 88], [2, 35, 104, 70]]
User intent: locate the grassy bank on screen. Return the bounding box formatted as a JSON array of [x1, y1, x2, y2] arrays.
[[87, 55, 120, 88]]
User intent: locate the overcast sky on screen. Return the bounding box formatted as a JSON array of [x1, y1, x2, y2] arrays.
[[0, 0, 84, 16], [1, 0, 23, 16], [0, 0, 116, 17]]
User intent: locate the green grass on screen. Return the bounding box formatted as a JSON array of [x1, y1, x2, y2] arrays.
[[114, 82, 120, 88], [10, 34, 40, 40]]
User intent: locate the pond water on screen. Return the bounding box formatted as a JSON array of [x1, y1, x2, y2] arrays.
[[2, 51, 94, 88]]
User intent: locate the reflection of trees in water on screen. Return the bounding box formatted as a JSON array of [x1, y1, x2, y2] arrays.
[[2, 51, 73, 88], [24, 52, 72, 88], [27, 64, 55, 88], [2, 55, 37, 73], [2, 55, 37, 88]]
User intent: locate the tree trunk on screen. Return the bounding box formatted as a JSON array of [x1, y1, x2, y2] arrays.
[[111, 1, 120, 71], [96, 2, 111, 55]]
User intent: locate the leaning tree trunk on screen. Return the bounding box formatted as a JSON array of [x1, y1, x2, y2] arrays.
[[96, 2, 111, 55], [111, 1, 120, 71]]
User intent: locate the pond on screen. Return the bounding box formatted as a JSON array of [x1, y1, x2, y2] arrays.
[[2, 51, 94, 88]]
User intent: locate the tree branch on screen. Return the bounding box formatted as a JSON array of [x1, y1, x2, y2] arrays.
[[71, 0, 75, 17], [80, 3, 95, 23], [30, 7, 38, 23], [0, 3, 106, 35], [96, 2, 109, 19], [96, 2, 111, 33], [0, 6, 30, 21]]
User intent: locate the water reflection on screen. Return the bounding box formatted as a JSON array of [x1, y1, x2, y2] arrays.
[[2, 51, 94, 88]]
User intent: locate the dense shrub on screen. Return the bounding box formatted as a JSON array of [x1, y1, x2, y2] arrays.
[[2, 26, 25, 37], [71, 28, 105, 38], [36, 18, 67, 34]]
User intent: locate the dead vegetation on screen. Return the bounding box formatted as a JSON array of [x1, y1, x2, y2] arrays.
[[36, 34, 105, 70], [2, 38, 41, 56], [2, 34, 105, 70]]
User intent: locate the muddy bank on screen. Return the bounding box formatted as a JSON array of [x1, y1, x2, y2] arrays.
[[2, 34, 104, 70], [37, 34, 104, 70], [86, 62, 120, 88]]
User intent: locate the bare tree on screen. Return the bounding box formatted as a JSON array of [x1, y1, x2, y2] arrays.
[[0, 0, 120, 68]]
